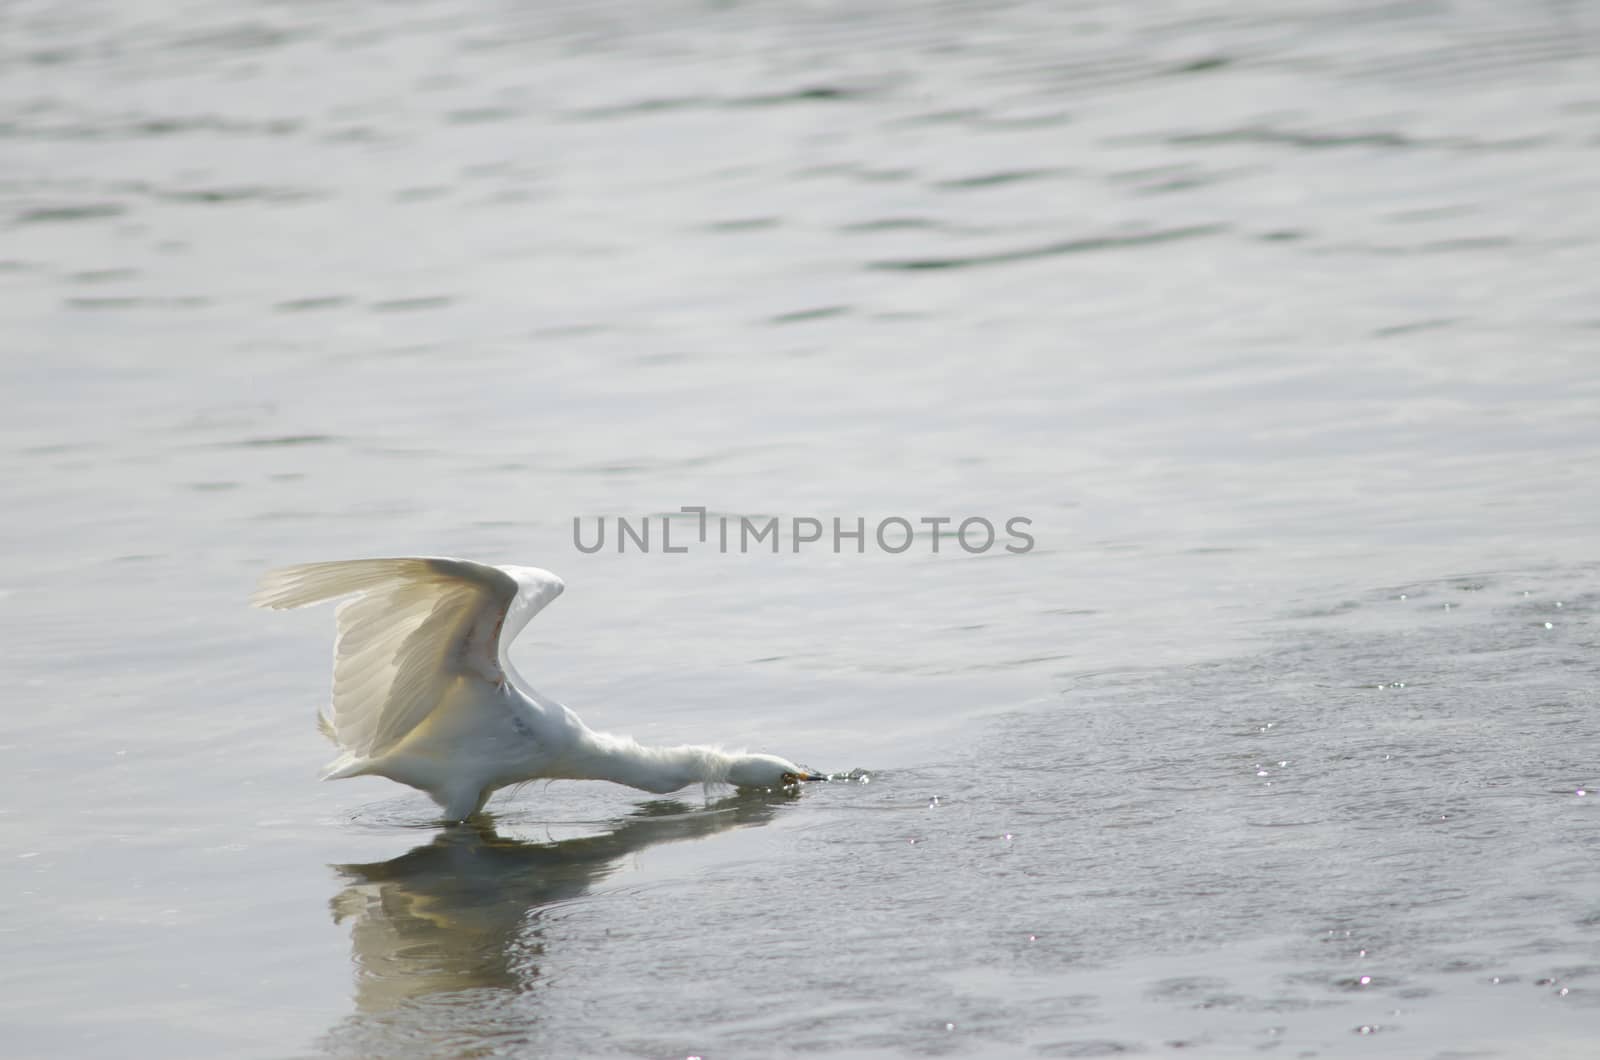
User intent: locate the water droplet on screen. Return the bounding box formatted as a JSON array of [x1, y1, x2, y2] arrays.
[[1544, 621, 1554, 629], [1356, 1024, 1378, 1035], [1556, 601, 1564, 608], [1256, 770, 1269, 777], [1279, 761, 1288, 767], [1027, 934, 1037, 941], [1577, 790, 1587, 797], [1358, 949, 1367, 957], [1399, 594, 1407, 600], [944, 1022, 956, 1031], [929, 796, 940, 808], [1491, 976, 1502, 984], [1359, 975, 1372, 985], [1559, 987, 1570, 997], [1003, 833, 1014, 841]]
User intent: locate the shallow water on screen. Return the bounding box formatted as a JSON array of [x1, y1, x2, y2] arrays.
[[3, 0, 1600, 1056]]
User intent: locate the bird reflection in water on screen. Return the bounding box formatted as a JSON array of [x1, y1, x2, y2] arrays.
[[320, 790, 793, 1055]]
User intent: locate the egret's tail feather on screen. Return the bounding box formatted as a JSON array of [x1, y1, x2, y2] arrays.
[[250, 558, 435, 610], [316, 708, 337, 744], [322, 754, 374, 781]]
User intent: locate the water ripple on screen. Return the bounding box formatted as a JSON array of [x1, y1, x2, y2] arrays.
[[868, 225, 1225, 271]]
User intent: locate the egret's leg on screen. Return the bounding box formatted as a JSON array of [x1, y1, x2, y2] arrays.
[[440, 784, 491, 823]]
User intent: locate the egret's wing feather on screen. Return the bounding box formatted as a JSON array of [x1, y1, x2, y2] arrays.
[[251, 558, 439, 610], [252, 558, 518, 758]]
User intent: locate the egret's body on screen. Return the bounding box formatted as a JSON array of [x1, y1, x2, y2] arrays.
[[252, 557, 818, 820]]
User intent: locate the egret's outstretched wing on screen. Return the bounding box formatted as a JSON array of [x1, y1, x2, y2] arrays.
[[252, 558, 522, 759]]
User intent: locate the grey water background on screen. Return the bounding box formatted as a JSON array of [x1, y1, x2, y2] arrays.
[[3, 0, 1599, 1056]]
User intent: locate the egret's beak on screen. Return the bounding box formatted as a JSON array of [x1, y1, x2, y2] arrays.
[[800, 771, 827, 782]]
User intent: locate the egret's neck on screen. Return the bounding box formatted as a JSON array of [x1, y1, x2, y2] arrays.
[[564, 730, 734, 795]]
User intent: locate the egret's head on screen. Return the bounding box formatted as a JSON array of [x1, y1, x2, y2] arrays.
[[727, 753, 826, 789]]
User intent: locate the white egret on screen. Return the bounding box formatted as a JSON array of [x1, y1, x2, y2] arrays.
[[252, 557, 822, 821]]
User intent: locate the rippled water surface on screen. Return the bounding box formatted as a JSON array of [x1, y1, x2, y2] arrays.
[[3, 1, 1599, 1057]]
